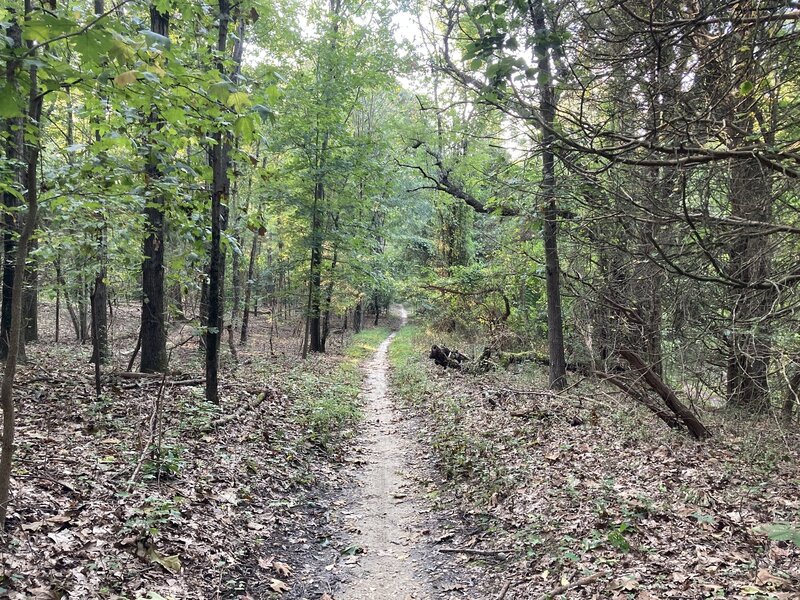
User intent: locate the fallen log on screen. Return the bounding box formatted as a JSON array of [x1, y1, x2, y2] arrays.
[[619, 350, 712, 440], [201, 388, 281, 432], [478, 348, 593, 374], [597, 371, 681, 430], [429, 345, 468, 369]]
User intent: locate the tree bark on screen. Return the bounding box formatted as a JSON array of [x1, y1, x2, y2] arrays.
[[308, 181, 324, 352], [354, 300, 363, 333], [0, 17, 25, 362], [525, 0, 567, 390], [620, 350, 711, 439], [23, 239, 38, 343], [726, 156, 773, 413], [206, 0, 232, 403], [240, 230, 259, 345], [140, 5, 170, 373], [89, 0, 109, 364]]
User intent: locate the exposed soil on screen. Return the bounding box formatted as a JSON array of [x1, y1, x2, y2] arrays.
[[329, 308, 488, 600]]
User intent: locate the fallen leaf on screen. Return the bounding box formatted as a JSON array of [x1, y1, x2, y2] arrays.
[[269, 578, 289, 593], [273, 560, 292, 577], [755, 568, 791, 589]]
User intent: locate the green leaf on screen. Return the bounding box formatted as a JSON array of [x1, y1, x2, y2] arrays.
[[739, 80, 754, 95], [0, 86, 24, 118], [208, 81, 231, 102], [163, 107, 185, 125], [263, 84, 281, 103], [755, 523, 800, 546], [73, 29, 114, 61], [141, 71, 161, 83], [253, 104, 274, 122], [226, 91, 251, 110], [23, 14, 76, 43], [141, 28, 172, 49], [108, 37, 136, 64], [233, 115, 255, 142]]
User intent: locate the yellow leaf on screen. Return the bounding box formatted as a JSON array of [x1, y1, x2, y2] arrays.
[[145, 545, 182, 573], [114, 70, 138, 87], [740, 585, 763, 594]]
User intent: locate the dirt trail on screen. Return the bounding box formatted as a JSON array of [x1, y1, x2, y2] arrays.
[[336, 307, 434, 599]]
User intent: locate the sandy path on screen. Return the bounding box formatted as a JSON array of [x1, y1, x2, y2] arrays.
[[336, 307, 433, 600]]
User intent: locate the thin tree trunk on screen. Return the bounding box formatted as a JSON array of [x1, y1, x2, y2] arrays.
[[320, 246, 338, 351], [240, 231, 259, 345], [77, 274, 88, 344], [89, 0, 109, 365], [199, 275, 208, 351], [230, 234, 242, 330], [0, 14, 41, 524], [783, 369, 799, 423], [55, 263, 61, 343], [206, 0, 233, 404], [354, 301, 363, 333], [530, 0, 567, 390], [308, 182, 323, 352], [90, 289, 102, 396], [620, 350, 711, 439], [0, 18, 24, 362], [23, 238, 37, 343]]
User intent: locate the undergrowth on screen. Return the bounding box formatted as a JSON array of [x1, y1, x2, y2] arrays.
[[388, 325, 507, 495], [292, 327, 391, 453]]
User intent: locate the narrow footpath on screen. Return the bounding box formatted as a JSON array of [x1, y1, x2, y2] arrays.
[[335, 308, 434, 599]]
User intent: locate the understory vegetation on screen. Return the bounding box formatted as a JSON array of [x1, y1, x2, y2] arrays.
[[3, 310, 389, 597], [389, 323, 800, 599]]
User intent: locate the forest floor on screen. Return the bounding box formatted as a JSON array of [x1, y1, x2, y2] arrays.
[[2, 304, 799, 600], [385, 324, 800, 600]]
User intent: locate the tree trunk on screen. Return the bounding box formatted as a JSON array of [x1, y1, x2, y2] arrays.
[[620, 350, 711, 440], [320, 246, 338, 351], [77, 274, 88, 344], [140, 5, 170, 373], [206, 0, 232, 403], [354, 300, 363, 333], [240, 230, 259, 345], [23, 238, 37, 343], [90, 263, 109, 364], [530, 0, 567, 390], [55, 264, 61, 343], [230, 233, 242, 330], [726, 156, 773, 413], [308, 181, 324, 352], [0, 18, 24, 362], [0, 16, 41, 524], [89, 0, 108, 364], [783, 369, 799, 423]]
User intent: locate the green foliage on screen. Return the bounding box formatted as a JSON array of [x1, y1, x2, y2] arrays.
[[293, 327, 391, 451], [387, 325, 430, 405], [141, 443, 185, 481], [345, 327, 390, 360], [123, 496, 183, 537], [756, 523, 800, 547]]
